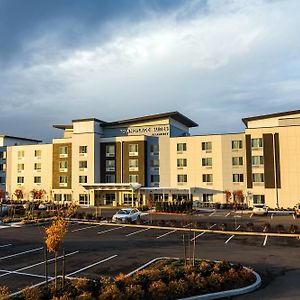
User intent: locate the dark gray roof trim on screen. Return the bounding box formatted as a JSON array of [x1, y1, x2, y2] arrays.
[[1, 135, 42, 142], [102, 111, 198, 128], [242, 109, 300, 126], [72, 118, 106, 123], [53, 125, 74, 130]]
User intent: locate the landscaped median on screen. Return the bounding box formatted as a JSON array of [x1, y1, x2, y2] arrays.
[[3, 257, 260, 300]]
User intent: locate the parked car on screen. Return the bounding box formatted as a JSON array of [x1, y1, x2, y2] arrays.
[[253, 204, 268, 215], [112, 208, 141, 223]]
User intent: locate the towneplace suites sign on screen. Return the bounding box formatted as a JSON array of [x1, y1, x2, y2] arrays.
[[120, 125, 170, 136]]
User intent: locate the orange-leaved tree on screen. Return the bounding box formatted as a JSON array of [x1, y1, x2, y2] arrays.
[[14, 189, 23, 201], [223, 190, 231, 204], [31, 189, 46, 200], [45, 216, 68, 288]]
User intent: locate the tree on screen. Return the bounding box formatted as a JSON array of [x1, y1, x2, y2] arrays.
[[223, 190, 231, 204], [45, 216, 68, 289], [233, 190, 244, 205], [31, 189, 46, 200], [14, 189, 23, 201]]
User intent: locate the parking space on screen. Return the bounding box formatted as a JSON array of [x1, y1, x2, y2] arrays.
[[1, 215, 300, 297]]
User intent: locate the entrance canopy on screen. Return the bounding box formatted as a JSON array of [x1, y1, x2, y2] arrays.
[[81, 183, 142, 191]]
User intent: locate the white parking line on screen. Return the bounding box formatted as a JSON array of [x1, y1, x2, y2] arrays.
[[0, 244, 12, 248], [72, 225, 100, 233], [225, 235, 235, 244], [225, 212, 231, 218], [293, 214, 296, 220], [0, 269, 51, 279], [191, 231, 205, 241], [235, 225, 241, 230], [271, 213, 274, 219], [250, 213, 253, 218], [263, 235, 268, 246], [209, 211, 216, 217], [183, 223, 193, 228], [126, 228, 150, 237], [67, 254, 118, 277], [0, 247, 44, 261], [209, 223, 217, 229], [156, 230, 177, 239], [97, 227, 124, 235], [0, 250, 79, 278]]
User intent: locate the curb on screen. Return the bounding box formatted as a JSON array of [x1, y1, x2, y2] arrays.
[[71, 220, 300, 238], [126, 257, 261, 300]]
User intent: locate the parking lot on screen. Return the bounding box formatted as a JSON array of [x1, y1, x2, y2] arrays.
[[1, 210, 300, 299]]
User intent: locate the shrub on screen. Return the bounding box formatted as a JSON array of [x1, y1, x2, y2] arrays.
[[148, 280, 168, 299], [246, 222, 254, 232], [124, 284, 144, 300], [276, 224, 285, 233], [99, 284, 122, 300], [289, 224, 298, 233], [22, 286, 42, 300], [219, 223, 226, 231], [0, 286, 9, 298]]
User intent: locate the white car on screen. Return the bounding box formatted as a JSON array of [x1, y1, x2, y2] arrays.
[[112, 208, 141, 223], [253, 204, 268, 215]]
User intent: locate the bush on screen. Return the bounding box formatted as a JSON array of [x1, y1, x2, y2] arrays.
[[219, 223, 226, 231], [276, 224, 285, 233], [289, 224, 298, 233], [246, 223, 254, 232], [0, 286, 9, 298]]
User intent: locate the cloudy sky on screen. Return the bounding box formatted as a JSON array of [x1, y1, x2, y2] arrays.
[[1, 0, 300, 141]]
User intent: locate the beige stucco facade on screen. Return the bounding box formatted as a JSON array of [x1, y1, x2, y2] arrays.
[[4, 110, 300, 209]]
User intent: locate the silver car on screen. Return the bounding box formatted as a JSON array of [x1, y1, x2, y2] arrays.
[[112, 208, 141, 223], [253, 204, 268, 215]]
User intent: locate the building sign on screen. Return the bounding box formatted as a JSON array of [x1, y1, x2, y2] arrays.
[[120, 125, 170, 136]]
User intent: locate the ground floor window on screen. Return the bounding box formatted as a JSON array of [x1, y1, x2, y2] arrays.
[[172, 194, 190, 201], [105, 193, 115, 205], [253, 195, 265, 204], [54, 194, 72, 202], [203, 194, 213, 203], [123, 193, 134, 205], [153, 193, 168, 202], [79, 194, 90, 206]]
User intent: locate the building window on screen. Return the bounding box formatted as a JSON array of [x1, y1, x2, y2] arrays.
[[0, 151, 6, 159], [177, 158, 187, 167], [18, 150, 24, 159], [129, 174, 139, 183], [59, 176, 68, 186], [177, 143, 187, 152], [106, 174, 115, 183], [34, 176, 41, 184], [59, 146, 68, 157], [106, 160, 115, 172], [79, 176, 87, 183], [232, 140, 243, 149], [34, 163, 41, 172], [79, 194, 90, 206], [203, 174, 213, 183], [17, 176, 24, 184], [252, 156, 264, 165], [59, 161, 68, 172], [105, 193, 115, 205], [253, 195, 265, 204], [251, 138, 263, 148], [129, 144, 138, 156], [177, 174, 187, 183], [232, 157, 243, 166], [0, 164, 6, 172], [150, 144, 159, 154], [105, 145, 115, 157], [233, 174, 244, 183], [79, 160, 87, 170], [202, 142, 212, 151], [151, 175, 160, 183], [203, 194, 213, 202], [0, 176, 5, 184], [17, 163, 24, 173], [150, 159, 159, 168], [129, 159, 139, 171], [79, 146, 87, 155], [252, 173, 264, 183], [202, 158, 212, 167], [34, 150, 42, 158]]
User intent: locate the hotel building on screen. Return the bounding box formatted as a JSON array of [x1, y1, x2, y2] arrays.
[[3, 109, 300, 209]]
